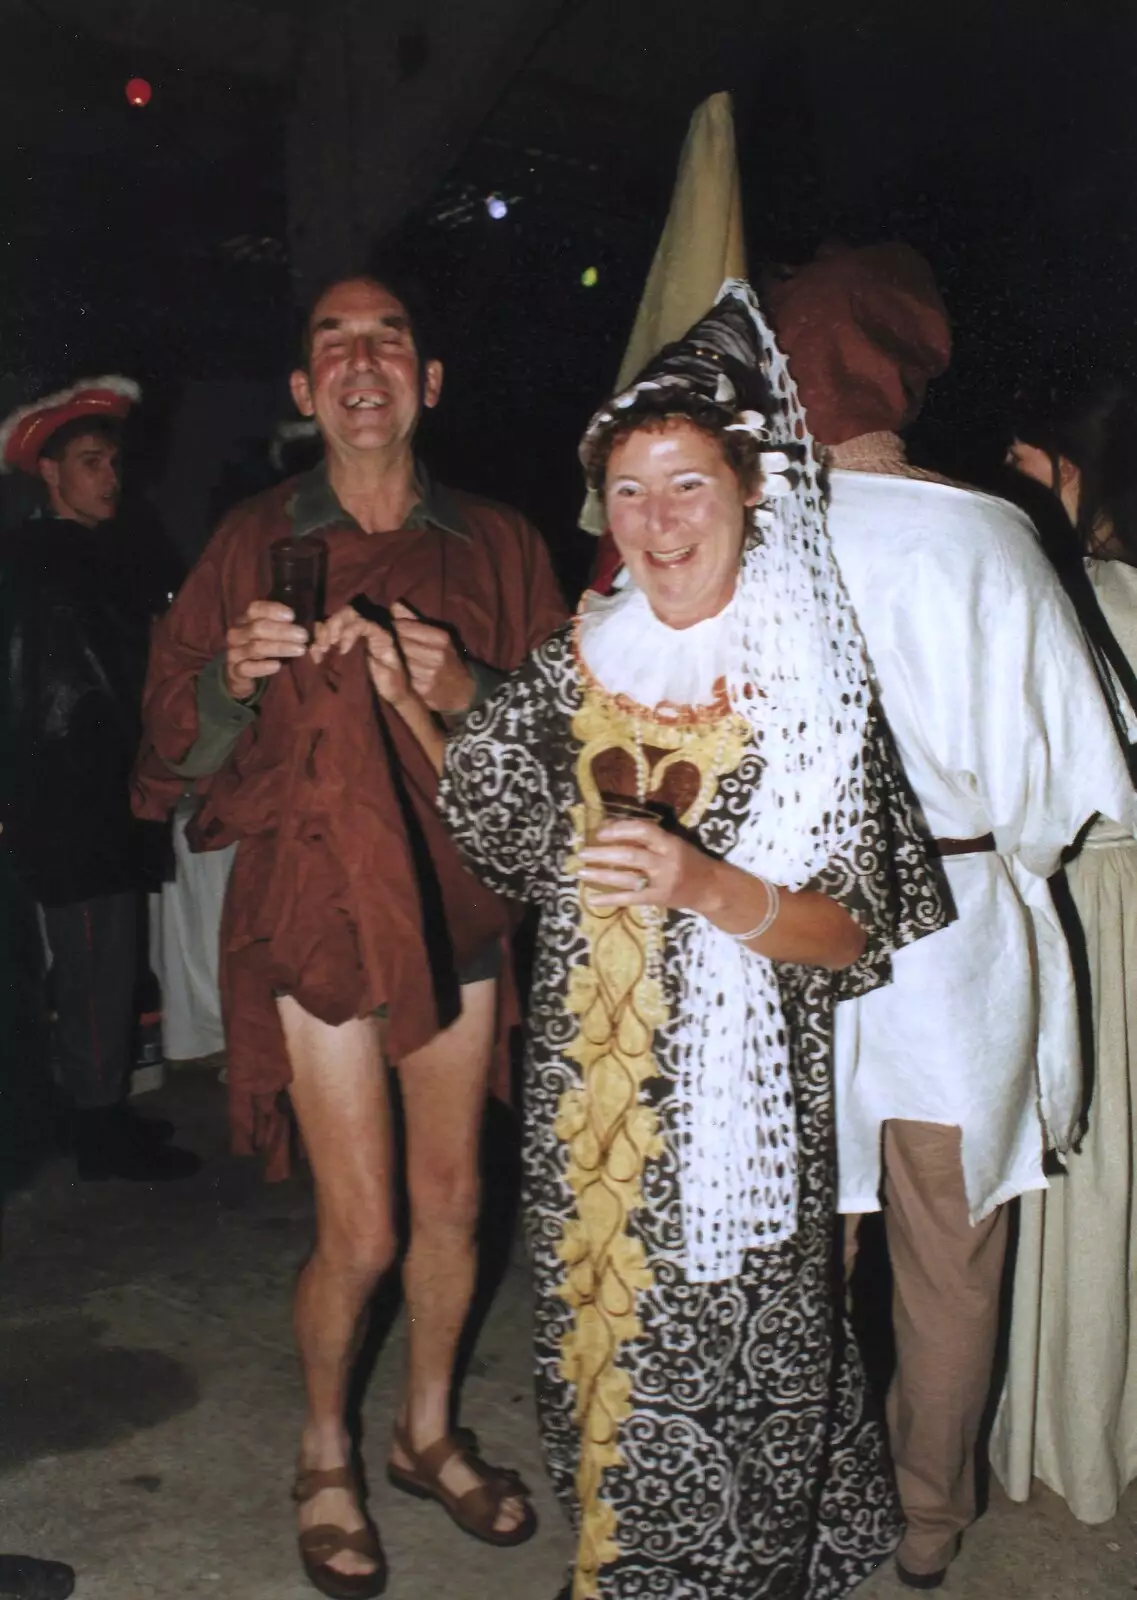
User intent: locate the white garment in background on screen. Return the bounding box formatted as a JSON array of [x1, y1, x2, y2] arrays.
[[992, 558, 1137, 1522], [827, 472, 1137, 1222], [149, 799, 235, 1061]]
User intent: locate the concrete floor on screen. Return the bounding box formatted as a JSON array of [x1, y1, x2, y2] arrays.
[[1, 1068, 1134, 1600]]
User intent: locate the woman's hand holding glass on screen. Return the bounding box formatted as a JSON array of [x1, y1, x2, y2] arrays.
[[578, 820, 865, 968], [578, 819, 721, 913]]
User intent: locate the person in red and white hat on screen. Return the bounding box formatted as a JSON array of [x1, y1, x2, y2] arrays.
[[0, 377, 199, 1183], [0, 374, 137, 524]]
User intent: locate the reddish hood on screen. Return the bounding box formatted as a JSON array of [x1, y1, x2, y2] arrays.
[[764, 241, 951, 446]]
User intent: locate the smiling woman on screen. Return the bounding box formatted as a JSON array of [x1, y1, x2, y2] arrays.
[[599, 419, 757, 628]]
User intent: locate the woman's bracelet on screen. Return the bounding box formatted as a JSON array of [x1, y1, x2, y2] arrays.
[[731, 878, 781, 943]]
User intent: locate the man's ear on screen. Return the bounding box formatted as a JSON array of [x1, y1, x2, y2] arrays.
[[422, 359, 444, 412], [290, 368, 315, 418], [38, 457, 59, 493]]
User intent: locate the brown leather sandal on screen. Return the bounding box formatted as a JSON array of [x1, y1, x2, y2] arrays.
[[386, 1424, 537, 1547], [292, 1465, 388, 1599]]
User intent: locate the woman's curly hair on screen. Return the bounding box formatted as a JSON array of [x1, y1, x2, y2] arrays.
[[581, 387, 764, 497]]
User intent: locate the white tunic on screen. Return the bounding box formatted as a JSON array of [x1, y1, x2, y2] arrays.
[[149, 796, 235, 1062], [828, 470, 1137, 1222]]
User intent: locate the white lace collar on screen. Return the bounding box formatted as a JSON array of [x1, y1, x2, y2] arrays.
[[575, 582, 736, 712]]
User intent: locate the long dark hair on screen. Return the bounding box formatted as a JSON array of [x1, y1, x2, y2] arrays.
[[1011, 369, 1137, 781], [1012, 371, 1137, 562]]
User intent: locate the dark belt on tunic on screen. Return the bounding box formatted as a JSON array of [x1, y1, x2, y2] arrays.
[[933, 832, 996, 857]]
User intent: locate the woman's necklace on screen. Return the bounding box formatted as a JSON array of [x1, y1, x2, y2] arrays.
[[629, 716, 731, 983], [631, 719, 732, 828], [630, 720, 665, 982]]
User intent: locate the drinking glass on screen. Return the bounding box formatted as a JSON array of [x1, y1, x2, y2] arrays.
[[583, 794, 660, 843], [579, 795, 661, 914], [268, 535, 328, 639]]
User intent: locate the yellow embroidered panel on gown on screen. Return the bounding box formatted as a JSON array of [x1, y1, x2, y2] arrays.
[[557, 680, 748, 1600]]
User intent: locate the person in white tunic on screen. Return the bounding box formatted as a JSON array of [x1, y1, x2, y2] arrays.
[[767, 245, 1137, 1589], [991, 372, 1137, 1523]]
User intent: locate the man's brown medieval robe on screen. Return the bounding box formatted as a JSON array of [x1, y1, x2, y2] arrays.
[[133, 468, 567, 1177]]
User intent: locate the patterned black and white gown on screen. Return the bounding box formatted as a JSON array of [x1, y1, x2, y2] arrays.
[[438, 625, 948, 1600]]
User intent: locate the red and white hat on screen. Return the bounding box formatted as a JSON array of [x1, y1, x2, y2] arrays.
[[0, 374, 141, 476]]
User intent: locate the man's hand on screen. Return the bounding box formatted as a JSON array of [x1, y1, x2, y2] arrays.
[[310, 607, 414, 706], [224, 600, 308, 699], [390, 600, 475, 713]]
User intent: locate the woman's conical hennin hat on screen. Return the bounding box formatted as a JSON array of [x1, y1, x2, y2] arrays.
[[580, 90, 747, 536]]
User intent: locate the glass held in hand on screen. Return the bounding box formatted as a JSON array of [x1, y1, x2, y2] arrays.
[[583, 794, 661, 845], [267, 535, 328, 641], [579, 795, 662, 914]]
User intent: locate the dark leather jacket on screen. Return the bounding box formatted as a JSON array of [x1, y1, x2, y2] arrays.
[[0, 517, 167, 904]]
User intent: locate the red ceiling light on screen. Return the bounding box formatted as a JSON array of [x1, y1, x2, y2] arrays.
[[125, 78, 153, 108]]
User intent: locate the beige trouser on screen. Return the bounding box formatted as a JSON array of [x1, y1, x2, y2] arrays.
[[873, 1120, 1010, 1576]]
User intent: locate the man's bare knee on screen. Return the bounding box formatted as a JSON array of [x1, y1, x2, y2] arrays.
[[409, 1164, 481, 1239], [312, 1177, 399, 1281], [314, 1212, 399, 1284]]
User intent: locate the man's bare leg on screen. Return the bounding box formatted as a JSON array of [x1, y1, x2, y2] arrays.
[[283, 997, 395, 1579], [390, 978, 524, 1533]]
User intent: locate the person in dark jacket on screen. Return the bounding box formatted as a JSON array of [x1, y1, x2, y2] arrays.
[[0, 377, 197, 1182]]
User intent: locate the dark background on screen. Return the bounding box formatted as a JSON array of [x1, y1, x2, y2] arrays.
[[1, 0, 1135, 593]]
